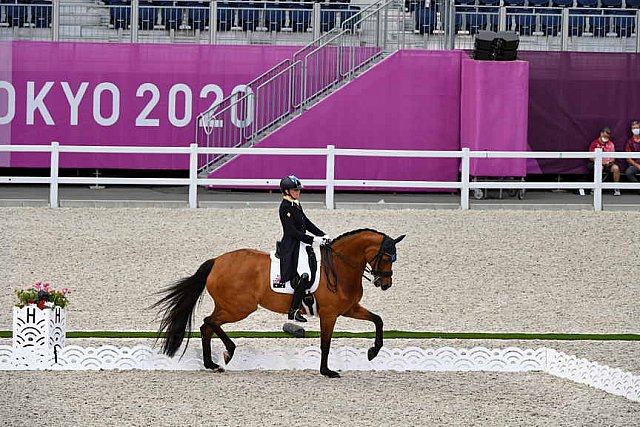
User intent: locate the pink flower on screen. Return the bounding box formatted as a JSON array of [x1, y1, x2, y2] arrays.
[[34, 283, 41, 290], [43, 283, 50, 290], [61, 288, 69, 294]]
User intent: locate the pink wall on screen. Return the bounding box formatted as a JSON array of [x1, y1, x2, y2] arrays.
[[0, 41, 298, 168]]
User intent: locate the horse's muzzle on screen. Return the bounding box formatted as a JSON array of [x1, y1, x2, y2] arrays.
[[374, 276, 392, 290]]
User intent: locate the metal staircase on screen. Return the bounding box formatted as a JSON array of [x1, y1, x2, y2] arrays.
[[195, 0, 407, 176]]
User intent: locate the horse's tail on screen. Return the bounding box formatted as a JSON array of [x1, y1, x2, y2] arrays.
[[153, 258, 215, 357]]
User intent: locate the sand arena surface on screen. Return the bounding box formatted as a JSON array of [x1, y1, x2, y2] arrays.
[[1, 207, 639, 424]]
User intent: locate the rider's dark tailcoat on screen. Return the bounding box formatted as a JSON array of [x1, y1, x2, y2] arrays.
[[279, 197, 324, 283]]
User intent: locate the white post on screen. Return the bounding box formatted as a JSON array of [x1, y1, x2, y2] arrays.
[[594, 148, 603, 212], [498, 6, 507, 32], [312, 3, 321, 40], [460, 148, 470, 210], [209, 1, 217, 44], [561, 9, 569, 52], [52, 0, 60, 41], [131, 0, 139, 43], [49, 141, 59, 208], [325, 145, 335, 210], [188, 143, 198, 209]]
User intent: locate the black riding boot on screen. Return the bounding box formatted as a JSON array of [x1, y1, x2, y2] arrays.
[[288, 274, 309, 322]]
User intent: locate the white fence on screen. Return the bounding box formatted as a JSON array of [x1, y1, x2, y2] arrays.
[[1, 142, 638, 211]]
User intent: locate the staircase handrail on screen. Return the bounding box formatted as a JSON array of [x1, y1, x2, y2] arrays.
[[196, 58, 291, 137], [197, 0, 392, 132], [196, 0, 400, 174], [299, 0, 395, 107]]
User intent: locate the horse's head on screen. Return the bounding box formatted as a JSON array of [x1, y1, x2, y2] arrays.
[[370, 234, 405, 291], [322, 229, 406, 294]]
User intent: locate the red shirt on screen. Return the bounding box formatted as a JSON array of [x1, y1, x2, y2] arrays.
[[624, 137, 640, 164], [588, 138, 615, 163]]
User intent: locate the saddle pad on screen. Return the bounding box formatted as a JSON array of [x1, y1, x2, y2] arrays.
[[270, 242, 321, 294]]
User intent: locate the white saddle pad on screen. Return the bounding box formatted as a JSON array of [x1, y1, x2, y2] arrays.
[[270, 242, 321, 294]]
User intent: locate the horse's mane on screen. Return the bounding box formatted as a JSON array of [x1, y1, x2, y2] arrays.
[[321, 228, 387, 293], [330, 228, 387, 245]]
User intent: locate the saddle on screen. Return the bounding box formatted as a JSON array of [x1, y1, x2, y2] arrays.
[[270, 242, 321, 294]]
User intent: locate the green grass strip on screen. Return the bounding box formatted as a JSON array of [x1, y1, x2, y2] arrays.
[[0, 330, 638, 341]]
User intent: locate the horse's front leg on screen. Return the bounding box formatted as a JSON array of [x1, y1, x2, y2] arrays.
[[343, 304, 383, 361], [319, 314, 340, 378]]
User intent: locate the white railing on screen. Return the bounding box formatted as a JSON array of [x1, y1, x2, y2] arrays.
[[1, 143, 638, 211]]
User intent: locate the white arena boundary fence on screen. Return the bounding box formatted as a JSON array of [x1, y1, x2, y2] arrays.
[[1, 143, 639, 211], [0, 344, 638, 402]]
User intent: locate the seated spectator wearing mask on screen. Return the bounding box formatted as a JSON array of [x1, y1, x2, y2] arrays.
[[623, 120, 640, 191], [587, 127, 621, 196]]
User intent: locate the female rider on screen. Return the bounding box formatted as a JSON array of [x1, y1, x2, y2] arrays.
[[278, 175, 330, 322]]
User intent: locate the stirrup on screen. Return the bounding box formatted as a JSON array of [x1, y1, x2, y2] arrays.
[[288, 309, 307, 323]]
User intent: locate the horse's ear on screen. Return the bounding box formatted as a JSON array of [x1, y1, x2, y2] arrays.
[[394, 234, 406, 244]]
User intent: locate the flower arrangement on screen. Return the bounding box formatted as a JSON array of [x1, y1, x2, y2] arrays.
[[15, 281, 71, 310]]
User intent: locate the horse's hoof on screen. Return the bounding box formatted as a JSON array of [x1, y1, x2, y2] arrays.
[[321, 369, 341, 378], [212, 366, 225, 373], [223, 351, 233, 364], [367, 347, 381, 361]]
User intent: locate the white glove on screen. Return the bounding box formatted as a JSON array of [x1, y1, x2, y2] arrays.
[[322, 235, 332, 244], [312, 236, 324, 246]]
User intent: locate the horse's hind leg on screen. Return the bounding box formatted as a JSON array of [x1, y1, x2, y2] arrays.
[[200, 321, 224, 372], [343, 304, 383, 361], [203, 315, 236, 364]]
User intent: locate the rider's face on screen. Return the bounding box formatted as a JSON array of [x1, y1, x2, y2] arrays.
[[289, 189, 301, 200]]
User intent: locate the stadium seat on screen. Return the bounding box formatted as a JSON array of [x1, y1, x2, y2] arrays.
[[216, 1, 234, 31], [264, 2, 286, 32], [414, 4, 437, 34], [600, 0, 622, 6], [536, 8, 562, 35], [466, 12, 490, 34], [1, 0, 26, 27], [237, 2, 260, 32], [568, 8, 607, 36], [138, 0, 157, 30], [29, 0, 52, 28], [475, 0, 500, 32], [551, 0, 573, 7], [528, 0, 550, 5], [575, 0, 597, 6], [604, 9, 635, 37], [159, 1, 183, 30], [107, 0, 131, 30], [289, 3, 312, 32], [625, 0, 640, 8], [320, 3, 343, 32], [454, 0, 476, 34], [503, 0, 535, 35], [185, 1, 209, 31]]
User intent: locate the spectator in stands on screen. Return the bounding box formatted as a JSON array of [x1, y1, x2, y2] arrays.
[[587, 127, 621, 196], [278, 175, 329, 323], [623, 120, 640, 190]]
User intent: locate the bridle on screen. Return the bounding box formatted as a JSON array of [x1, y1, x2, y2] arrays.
[[322, 237, 396, 291]]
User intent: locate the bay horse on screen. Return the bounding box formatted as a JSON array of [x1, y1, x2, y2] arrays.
[[154, 228, 405, 378]]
